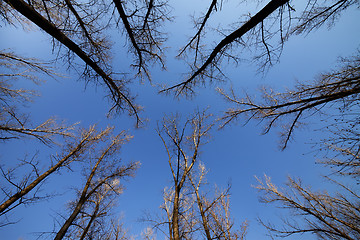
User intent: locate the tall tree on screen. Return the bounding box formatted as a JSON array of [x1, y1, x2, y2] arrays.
[[219, 52, 360, 150], [144, 111, 247, 240], [255, 174, 360, 240], [0, 126, 115, 224], [0, 51, 83, 225], [53, 128, 139, 240], [162, 0, 358, 95], [0, 51, 76, 144], [2, 0, 170, 124], [156, 111, 214, 240]]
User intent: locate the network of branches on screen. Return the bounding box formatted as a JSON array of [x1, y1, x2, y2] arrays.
[[0, 0, 359, 239]]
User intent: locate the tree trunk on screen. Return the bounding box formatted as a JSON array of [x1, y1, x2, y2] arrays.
[[0, 142, 84, 214], [172, 186, 181, 240], [54, 195, 87, 240]]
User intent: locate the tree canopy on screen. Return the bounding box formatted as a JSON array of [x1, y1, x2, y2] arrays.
[[0, 0, 359, 239]]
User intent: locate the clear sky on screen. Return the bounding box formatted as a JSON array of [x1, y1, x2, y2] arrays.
[[0, 1, 359, 239]]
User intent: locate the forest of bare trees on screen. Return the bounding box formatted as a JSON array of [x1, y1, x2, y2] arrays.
[[1, 0, 359, 239]]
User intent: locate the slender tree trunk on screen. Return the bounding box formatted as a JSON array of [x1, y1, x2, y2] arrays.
[[54, 195, 88, 240], [172, 186, 181, 240], [54, 140, 113, 240], [79, 202, 100, 240], [194, 191, 212, 240], [0, 141, 85, 214]]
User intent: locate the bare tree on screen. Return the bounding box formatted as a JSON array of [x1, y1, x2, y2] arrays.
[[188, 163, 248, 240], [218, 52, 360, 150], [317, 127, 360, 179], [0, 50, 138, 237], [2, 0, 170, 124], [53, 128, 139, 240], [177, 0, 223, 65], [0, 51, 110, 226], [3, 0, 140, 123], [162, 0, 358, 95], [112, 0, 170, 79], [64, 185, 132, 240], [255, 174, 360, 240], [0, 51, 77, 144], [0, 126, 113, 222], [144, 111, 246, 240], [218, 49, 360, 239], [155, 111, 214, 240]]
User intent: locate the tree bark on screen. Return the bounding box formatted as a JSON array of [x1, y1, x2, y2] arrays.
[[172, 186, 181, 240]]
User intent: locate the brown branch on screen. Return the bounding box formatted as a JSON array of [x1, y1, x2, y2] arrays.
[[142, 0, 154, 30], [63, 0, 102, 55], [113, 0, 143, 72], [0, 127, 95, 214], [162, 0, 290, 94], [4, 0, 140, 124], [178, 0, 219, 57]]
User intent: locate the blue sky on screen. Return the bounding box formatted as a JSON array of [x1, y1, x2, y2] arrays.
[[1, 1, 359, 239]]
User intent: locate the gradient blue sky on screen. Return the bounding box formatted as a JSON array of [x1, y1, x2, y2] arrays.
[[1, 1, 359, 239]]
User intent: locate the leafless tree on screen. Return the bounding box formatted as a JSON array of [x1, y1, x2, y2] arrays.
[[155, 111, 214, 240], [64, 187, 132, 240], [0, 50, 111, 228], [218, 52, 360, 151], [112, 0, 170, 80], [53, 128, 139, 240], [144, 111, 246, 240], [255, 174, 360, 240], [218, 52, 360, 240], [317, 129, 360, 179], [188, 163, 248, 240], [2, 0, 170, 124], [0, 126, 116, 224], [162, 0, 359, 95], [177, 0, 224, 66], [0, 51, 77, 144]]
